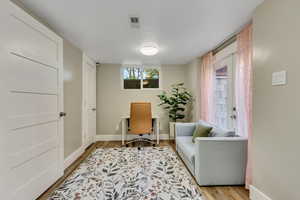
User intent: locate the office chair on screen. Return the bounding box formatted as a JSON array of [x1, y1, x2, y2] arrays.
[[126, 102, 156, 150]]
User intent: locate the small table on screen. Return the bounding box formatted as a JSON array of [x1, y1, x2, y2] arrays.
[[121, 116, 160, 145]]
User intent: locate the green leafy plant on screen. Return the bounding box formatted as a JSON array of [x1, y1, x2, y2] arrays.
[[157, 83, 193, 122]]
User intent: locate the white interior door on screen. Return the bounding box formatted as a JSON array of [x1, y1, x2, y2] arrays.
[[0, 2, 64, 200], [83, 55, 96, 148]]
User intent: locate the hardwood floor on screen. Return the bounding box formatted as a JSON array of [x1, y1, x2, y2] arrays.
[[38, 141, 249, 200]]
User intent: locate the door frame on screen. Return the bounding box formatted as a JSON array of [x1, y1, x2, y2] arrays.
[[82, 54, 96, 149], [213, 41, 237, 130]]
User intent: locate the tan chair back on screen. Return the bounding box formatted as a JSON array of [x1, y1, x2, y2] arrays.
[[129, 102, 152, 135]]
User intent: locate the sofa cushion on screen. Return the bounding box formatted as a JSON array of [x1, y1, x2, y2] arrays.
[[176, 136, 195, 163], [198, 120, 235, 137]]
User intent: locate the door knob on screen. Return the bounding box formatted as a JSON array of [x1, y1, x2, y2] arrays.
[[59, 112, 67, 117], [230, 115, 236, 120]]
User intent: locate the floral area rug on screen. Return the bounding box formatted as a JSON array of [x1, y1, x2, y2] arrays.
[[49, 147, 203, 200]]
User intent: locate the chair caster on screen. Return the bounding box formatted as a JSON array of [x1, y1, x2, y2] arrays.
[[138, 147, 141, 150]]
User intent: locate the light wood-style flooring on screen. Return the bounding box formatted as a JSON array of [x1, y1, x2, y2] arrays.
[[38, 141, 249, 200]]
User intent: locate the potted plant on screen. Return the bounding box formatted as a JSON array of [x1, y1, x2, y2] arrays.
[[157, 83, 193, 139]]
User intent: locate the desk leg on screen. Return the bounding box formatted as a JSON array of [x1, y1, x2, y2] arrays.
[[156, 119, 160, 145], [121, 119, 126, 146]]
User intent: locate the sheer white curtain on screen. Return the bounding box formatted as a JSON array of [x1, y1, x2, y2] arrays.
[[199, 52, 215, 123], [235, 23, 253, 188]]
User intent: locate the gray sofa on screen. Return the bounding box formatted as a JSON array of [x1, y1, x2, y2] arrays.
[[175, 121, 248, 186]]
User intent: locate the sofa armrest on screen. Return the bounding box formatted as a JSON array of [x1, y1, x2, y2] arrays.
[[175, 123, 197, 137], [194, 137, 248, 186]]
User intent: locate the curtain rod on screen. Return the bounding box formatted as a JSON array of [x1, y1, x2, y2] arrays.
[[200, 20, 253, 58], [212, 34, 237, 55]]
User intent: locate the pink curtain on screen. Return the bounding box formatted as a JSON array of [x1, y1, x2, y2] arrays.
[[199, 52, 214, 123], [235, 23, 253, 189]]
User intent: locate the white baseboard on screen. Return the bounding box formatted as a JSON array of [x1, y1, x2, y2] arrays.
[[95, 134, 170, 141], [250, 185, 272, 200], [64, 146, 85, 170]]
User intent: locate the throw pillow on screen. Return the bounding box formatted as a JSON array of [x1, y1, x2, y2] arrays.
[[192, 124, 213, 143]]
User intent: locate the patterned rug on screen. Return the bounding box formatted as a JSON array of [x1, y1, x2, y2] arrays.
[[49, 147, 203, 200]]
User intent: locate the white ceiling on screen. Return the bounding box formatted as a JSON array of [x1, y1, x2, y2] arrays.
[[20, 0, 263, 64]]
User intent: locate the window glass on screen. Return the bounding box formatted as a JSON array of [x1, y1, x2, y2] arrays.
[[215, 65, 229, 129], [123, 67, 142, 89], [143, 68, 159, 89]]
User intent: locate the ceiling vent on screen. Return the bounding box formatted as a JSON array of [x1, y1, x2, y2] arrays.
[[130, 16, 140, 28]]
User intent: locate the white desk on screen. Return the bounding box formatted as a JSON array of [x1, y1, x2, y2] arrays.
[[121, 116, 160, 145]]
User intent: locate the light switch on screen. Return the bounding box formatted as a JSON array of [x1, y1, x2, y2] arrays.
[[272, 71, 287, 86]]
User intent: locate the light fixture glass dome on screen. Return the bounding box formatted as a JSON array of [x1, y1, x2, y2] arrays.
[[140, 43, 159, 56]]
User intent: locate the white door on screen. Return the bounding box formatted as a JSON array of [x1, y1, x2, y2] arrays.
[[0, 2, 64, 200], [214, 54, 236, 130], [83, 55, 96, 148]]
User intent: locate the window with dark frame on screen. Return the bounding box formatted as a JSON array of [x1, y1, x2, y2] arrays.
[[122, 66, 160, 90]]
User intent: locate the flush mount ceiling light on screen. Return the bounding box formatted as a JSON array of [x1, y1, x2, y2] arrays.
[[140, 43, 159, 56]]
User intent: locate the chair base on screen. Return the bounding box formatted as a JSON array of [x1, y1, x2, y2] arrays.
[[125, 136, 156, 150]]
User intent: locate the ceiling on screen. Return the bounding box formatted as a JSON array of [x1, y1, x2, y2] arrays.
[[20, 0, 263, 64]]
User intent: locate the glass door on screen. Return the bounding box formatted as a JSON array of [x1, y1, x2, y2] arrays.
[[214, 54, 236, 130]]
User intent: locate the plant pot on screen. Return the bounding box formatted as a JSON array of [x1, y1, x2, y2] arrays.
[[169, 122, 176, 141]]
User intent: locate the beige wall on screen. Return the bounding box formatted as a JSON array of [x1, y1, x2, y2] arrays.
[[253, 0, 300, 199], [96, 64, 187, 136], [63, 40, 83, 158], [185, 59, 200, 122]]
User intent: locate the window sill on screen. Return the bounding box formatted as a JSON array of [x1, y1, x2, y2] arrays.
[[120, 88, 163, 92]]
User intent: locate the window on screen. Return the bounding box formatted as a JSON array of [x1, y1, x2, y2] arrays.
[[122, 66, 161, 90]]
